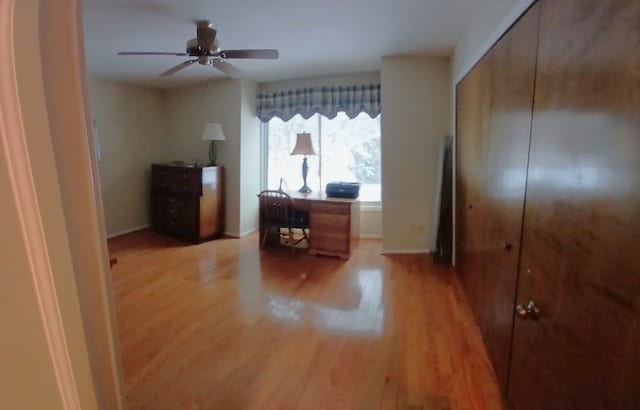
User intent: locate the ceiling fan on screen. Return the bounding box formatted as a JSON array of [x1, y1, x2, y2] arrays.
[[117, 20, 279, 78]]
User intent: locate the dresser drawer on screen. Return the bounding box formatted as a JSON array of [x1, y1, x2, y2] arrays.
[[152, 165, 202, 197], [153, 195, 198, 238], [151, 164, 224, 243], [152, 167, 170, 190]]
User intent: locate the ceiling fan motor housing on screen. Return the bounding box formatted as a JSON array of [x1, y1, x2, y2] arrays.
[[186, 38, 221, 56], [186, 38, 200, 55]]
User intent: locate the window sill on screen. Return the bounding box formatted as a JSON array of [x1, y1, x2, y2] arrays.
[[360, 201, 382, 212]]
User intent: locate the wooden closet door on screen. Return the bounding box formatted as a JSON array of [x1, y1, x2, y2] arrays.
[[455, 4, 539, 389], [508, 0, 640, 408]]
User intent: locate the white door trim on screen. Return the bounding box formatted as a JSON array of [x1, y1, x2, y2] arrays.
[[0, 0, 83, 408]]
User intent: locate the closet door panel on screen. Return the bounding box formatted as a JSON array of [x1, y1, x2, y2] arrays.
[[478, 4, 539, 388], [508, 0, 640, 408], [456, 3, 539, 389], [456, 49, 492, 320]]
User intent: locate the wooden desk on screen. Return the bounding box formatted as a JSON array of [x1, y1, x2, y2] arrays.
[[258, 191, 360, 259]]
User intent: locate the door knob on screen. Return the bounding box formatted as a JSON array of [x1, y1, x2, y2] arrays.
[[515, 304, 528, 319], [515, 300, 540, 320]]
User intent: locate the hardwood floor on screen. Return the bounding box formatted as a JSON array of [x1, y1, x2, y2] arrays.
[[108, 230, 502, 410]]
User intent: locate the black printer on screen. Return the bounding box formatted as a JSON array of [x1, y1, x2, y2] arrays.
[[325, 182, 361, 199]]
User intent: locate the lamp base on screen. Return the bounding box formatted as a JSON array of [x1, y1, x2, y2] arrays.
[[298, 185, 312, 193], [208, 141, 217, 166]]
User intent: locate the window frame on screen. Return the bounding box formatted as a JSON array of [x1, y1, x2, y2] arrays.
[[261, 113, 382, 209]]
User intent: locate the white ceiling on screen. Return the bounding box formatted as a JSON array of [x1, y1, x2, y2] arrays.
[[83, 0, 480, 88]]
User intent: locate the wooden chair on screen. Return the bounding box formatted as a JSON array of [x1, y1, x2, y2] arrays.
[[257, 190, 309, 252]]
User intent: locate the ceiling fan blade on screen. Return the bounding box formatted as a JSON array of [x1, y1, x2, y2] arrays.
[[196, 20, 217, 52], [211, 60, 244, 78], [118, 51, 188, 56], [219, 49, 279, 59], [159, 59, 198, 77]]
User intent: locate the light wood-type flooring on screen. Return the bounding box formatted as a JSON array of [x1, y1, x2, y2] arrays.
[[108, 230, 502, 410]]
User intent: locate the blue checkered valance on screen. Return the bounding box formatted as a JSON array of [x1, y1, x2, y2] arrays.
[[256, 84, 381, 122]]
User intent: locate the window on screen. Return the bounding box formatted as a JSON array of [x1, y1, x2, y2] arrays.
[[265, 112, 381, 202]]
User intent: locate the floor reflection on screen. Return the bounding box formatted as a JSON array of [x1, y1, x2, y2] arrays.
[[264, 269, 384, 336]]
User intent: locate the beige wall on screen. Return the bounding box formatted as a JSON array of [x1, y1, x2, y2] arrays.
[[381, 56, 451, 252], [239, 79, 261, 235], [90, 77, 263, 238], [91, 73, 383, 239], [88, 79, 168, 237], [360, 209, 382, 238], [164, 79, 242, 234]]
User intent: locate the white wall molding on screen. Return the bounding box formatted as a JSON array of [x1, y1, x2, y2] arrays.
[[382, 249, 431, 255], [0, 0, 83, 407], [360, 204, 382, 212], [239, 227, 258, 237], [225, 227, 258, 238], [360, 234, 382, 239], [106, 224, 151, 239], [453, 0, 535, 84]]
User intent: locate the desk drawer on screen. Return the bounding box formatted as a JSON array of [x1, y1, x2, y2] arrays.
[[310, 212, 349, 230], [310, 202, 350, 215], [310, 234, 349, 254]]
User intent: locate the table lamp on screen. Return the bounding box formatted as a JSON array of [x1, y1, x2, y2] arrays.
[[290, 132, 316, 193], [201, 122, 225, 166]]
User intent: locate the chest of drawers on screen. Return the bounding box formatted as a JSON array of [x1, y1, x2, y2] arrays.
[[151, 164, 224, 243]]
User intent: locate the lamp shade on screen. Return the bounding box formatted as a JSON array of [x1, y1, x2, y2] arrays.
[[290, 133, 316, 156], [201, 123, 225, 141]]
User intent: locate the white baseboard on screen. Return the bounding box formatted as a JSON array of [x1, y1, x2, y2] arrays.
[[239, 227, 258, 237], [224, 227, 258, 238], [382, 248, 431, 255], [359, 234, 382, 239], [106, 224, 150, 239]]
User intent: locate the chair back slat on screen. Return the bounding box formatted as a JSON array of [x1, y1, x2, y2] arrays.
[[258, 190, 293, 226]]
